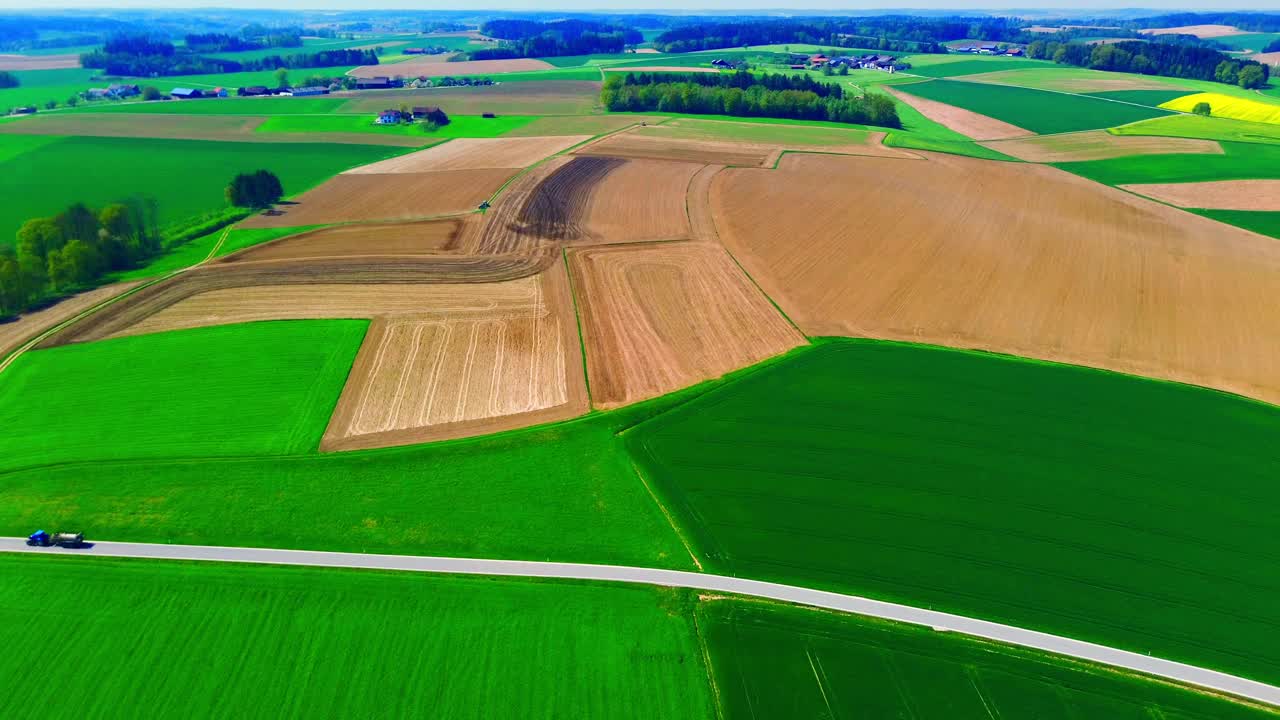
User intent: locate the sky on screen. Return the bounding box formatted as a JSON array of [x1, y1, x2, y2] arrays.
[[2, 1, 1279, 10]]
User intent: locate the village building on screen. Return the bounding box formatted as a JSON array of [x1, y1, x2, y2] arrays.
[[170, 88, 202, 99]]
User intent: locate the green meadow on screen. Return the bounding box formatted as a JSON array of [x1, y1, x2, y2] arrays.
[[628, 339, 1280, 684], [255, 113, 538, 138], [0, 135, 402, 245], [1193, 209, 1280, 240], [0, 555, 715, 719], [704, 600, 1280, 720], [1057, 140, 1280, 184], [1112, 113, 1280, 144], [70, 96, 352, 115], [903, 57, 1054, 77], [1086, 88, 1192, 106], [0, 320, 365, 472], [894, 78, 1172, 133]]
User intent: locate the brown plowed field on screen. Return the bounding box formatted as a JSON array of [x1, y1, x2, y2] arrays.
[[0, 281, 141, 359], [219, 217, 479, 264], [567, 241, 804, 408], [44, 252, 557, 346], [0, 114, 430, 146], [322, 262, 588, 450], [345, 136, 589, 172], [1119, 180, 1280, 211], [981, 130, 1223, 162], [576, 132, 777, 166], [350, 58, 553, 78], [1142, 25, 1246, 38], [238, 169, 514, 228], [336, 81, 601, 116], [1254, 52, 1280, 67], [686, 164, 725, 242], [885, 85, 1034, 140], [472, 157, 575, 254], [114, 275, 546, 339], [521, 157, 699, 245], [0, 53, 79, 70], [712, 151, 1280, 405]]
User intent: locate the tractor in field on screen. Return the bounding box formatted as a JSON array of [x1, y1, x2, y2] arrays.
[[26, 530, 85, 548]]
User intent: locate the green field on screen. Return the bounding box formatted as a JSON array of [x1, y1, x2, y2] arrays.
[[628, 339, 1280, 683], [894, 79, 1172, 133], [1114, 113, 1280, 144], [0, 320, 365, 472], [1211, 32, 1280, 52], [902, 56, 1055, 77], [0, 555, 715, 719], [0, 67, 98, 108], [1086, 88, 1193, 106], [0, 377, 709, 566], [255, 113, 537, 138], [1057, 140, 1280, 184], [704, 600, 1280, 720], [1194, 209, 1280, 240], [0, 135, 401, 245], [69, 96, 351, 115]]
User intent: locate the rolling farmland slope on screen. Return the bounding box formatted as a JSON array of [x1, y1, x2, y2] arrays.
[[629, 340, 1280, 685]]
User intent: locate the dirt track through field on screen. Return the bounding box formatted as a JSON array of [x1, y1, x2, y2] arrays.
[[0, 282, 141, 359], [885, 84, 1034, 140], [238, 169, 514, 228], [686, 165, 725, 242], [568, 241, 804, 408], [1119, 180, 1280, 211], [576, 132, 778, 167], [712, 151, 1280, 405], [322, 262, 587, 449], [349, 58, 553, 78], [345, 136, 590, 172], [981, 131, 1223, 162]]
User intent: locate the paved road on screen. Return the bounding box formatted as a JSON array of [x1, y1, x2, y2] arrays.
[[5, 537, 1278, 707]]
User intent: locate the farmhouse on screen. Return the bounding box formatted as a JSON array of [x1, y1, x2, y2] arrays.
[[170, 88, 202, 99], [376, 109, 404, 124], [238, 86, 270, 96], [212, 87, 229, 98], [710, 58, 733, 68], [86, 87, 111, 99], [356, 76, 395, 90], [809, 53, 829, 66], [107, 83, 140, 97], [292, 86, 330, 97], [13, 106, 36, 114]]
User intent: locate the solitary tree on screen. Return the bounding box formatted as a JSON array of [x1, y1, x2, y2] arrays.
[[141, 86, 162, 100], [226, 170, 285, 208], [1238, 65, 1266, 90], [274, 67, 290, 89], [1192, 102, 1212, 116]]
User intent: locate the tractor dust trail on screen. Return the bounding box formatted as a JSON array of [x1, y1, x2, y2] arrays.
[[3, 537, 1278, 708]]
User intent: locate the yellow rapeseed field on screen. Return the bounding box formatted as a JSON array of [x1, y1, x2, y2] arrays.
[[1161, 92, 1280, 125]]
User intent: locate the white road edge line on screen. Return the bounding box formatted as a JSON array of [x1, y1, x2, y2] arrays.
[[3, 537, 1277, 707]]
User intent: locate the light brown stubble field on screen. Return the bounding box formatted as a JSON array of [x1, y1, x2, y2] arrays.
[[884, 85, 1034, 140], [1119, 180, 1280, 211], [711, 151, 1280, 405], [345, 136, 590, 172], [567, 241, 805, 409], [980, 130, 1223, 162]]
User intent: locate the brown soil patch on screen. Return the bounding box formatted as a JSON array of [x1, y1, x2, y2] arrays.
[[504, 115, 668, 136], [1119, 180, 1280, 211], [0, 282, 141, 359], [0, 53, 79, 70], [961, 70, 1181, 93], [687, 165, 725, 243], [633, 48, 661, 54], [1253, 52, 1280, 67], [1142, 25, 1247, 38], [336, 81, 601, 116], [981, 131, 1223, 162], [567, 241, 804, 408], [219, 217, 479, 264], [322, 261, 588, 450], [346, 136, 589, 172], [712, 151, 1280, 405], [350, 58, 553, 79], [885, 84, 1034, 140], [576, 132, 777, 166], [0, 113, 429, 147], [238, 168, 514, 228], [603, 66, 719, 73], [519, 157, 700, 244]]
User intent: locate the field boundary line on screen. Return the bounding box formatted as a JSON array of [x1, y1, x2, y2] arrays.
[[560, 249, 594, 408], [630, 460, 703, 571], [5, 536, 1280, 709]]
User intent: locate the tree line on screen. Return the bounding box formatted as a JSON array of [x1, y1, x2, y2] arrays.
[[0, 200, 161, 318], [1025, 39, 1271, 88], [80, 33, 374, 78], [652, 20, 947, 54], [470, 19, 642, 59], [0, 71, 17, 89], [184, 29, 303, 53], [602, 71, 901, 128]]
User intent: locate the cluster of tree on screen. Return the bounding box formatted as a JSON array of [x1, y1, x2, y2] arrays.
[[239, 48, 377, 72], [0, 14, 126, 51], [0, 200, 160, 317], [422, 21, 469, 33], [239, 23, 306, 48], [1264, 38, 1280, 54], [1025, 39, 1270, 88], [226, 170, 284, 209], [0, 71, 17, 89], [652, 19, 965, 53], [184, 33, 262, 53], [602, 71, 900, 128], [472, 18, 642, 59]]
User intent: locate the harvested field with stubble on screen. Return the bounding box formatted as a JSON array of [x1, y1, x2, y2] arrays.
[[884, 84, 1033, 140], [337, 81, 602, 116], [711, 151, 1280, 405], [238, 168, 514, 228], [567, 241, 804, 408], [519, 157, 699, 244], [0, 53, 79, 70], [961, 69, 1180, 93], [1120, 179, 1280, 211], [0, 114, 431, 147], [345, 136, 589, 172], [576, 132, 778, 166], [504, 115, 668, 137], [1142, 24, 1247, 37], [981, 130, 1223, 162], [349, 57, 553, 78], [323, 263, 588, 449], [0, 282, 141, 360], [220, 217, 477, 263]]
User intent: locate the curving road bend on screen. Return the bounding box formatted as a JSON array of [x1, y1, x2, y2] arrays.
[[4, 537, 1278, 708]]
